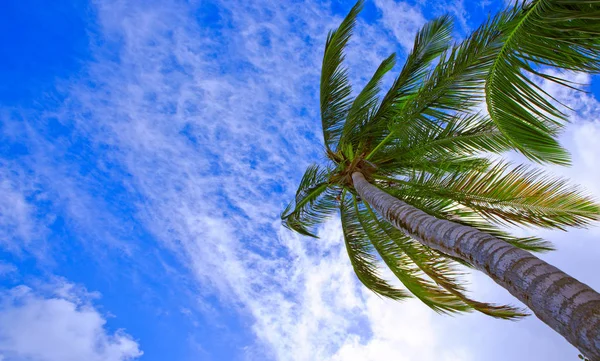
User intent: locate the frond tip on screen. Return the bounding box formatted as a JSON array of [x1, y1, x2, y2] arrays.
[[281, 165, 338, 238]]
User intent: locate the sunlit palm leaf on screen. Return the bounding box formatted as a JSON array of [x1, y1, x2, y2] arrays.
[[339, 53, 396, 150], [360, 16, 453, 152], [380, 183, 554, 253], [371, 113, 511, 166], [367, 15, 504, 160], [320, 0, 363, 150], [486, 0, 600, 164], [391, 162, 600, 229]]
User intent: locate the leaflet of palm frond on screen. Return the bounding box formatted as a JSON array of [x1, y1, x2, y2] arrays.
[[281, 165, 338, 238], [486, 0, 600, 165], [376, 156, 492, 176], [390, 162, 600, 229], [387, 16, 505, 132], [454, 213, 555, 253], [320, 1, 363, 151], [340, 191, 411, 300]]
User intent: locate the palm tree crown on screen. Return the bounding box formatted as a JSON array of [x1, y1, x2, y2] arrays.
[[282, 0, 600, 320]]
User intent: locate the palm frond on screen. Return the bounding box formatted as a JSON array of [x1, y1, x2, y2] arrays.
[[365, 202, 527, 319], [281, 165, 338, 238], [360, 16, 454, 150], [320, 0, 363, 150], [376, 155, 492, 176], [486, 0, 600, 164], [372, 113, 511, 165], [379, 181, 554, 253], [340, 192, 410, 300], [338, 53, 396, 150], [389, 162, 600, 229], [367, 15, 504, 160]]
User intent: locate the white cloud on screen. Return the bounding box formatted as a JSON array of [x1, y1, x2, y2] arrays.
[[0, 282, 142, 361], [0, 167, 41, 251], [373, 0, 427, 51], [0, 262, 17, 277]]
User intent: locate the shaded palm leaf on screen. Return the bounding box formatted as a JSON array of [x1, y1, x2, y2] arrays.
[[340, 191, 410, 300], [281, 165, 338, 238]]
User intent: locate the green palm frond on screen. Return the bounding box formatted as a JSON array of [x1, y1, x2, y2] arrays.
[[486, 0, 600, 164], [381, 184, 554, 253], [362, 201, 526, 319], [371, 113, 511, 165], [338, 53, 396, 150], [390, 162, 600, 229], [340, 191, 410, 300], [320, 0, 363, 150], [376, 155, 492, 176], [356, 16, 454, 152], [367, 15, 504, 160], [281, 165, 338, 238]]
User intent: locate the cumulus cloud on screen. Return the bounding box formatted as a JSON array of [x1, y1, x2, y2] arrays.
[[0, 282, 142, 361]]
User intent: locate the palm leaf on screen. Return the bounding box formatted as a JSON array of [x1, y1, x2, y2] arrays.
[[320, 0, 363, 150], [486, 0, 600, 164], [338, 53, 396, 150], [390, 162, 600, 229], [379, 180, 554, 253], [340, 191, 410, 300], [364, 202, 527, 319], [281, 165, 338, 238], [372, 113, 511, 165], [367, 14, 504, 160], [360, 15, 454, 153]]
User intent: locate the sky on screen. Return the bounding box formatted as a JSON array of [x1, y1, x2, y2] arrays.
[[1, 0, 600, 360]]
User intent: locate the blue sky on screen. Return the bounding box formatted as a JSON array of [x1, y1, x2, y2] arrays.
[[1, 0, 600, 360]]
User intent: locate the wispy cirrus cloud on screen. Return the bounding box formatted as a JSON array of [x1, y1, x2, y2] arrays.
[[10, 0, 463, 359]]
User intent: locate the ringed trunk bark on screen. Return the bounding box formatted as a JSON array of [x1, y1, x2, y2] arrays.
[[352, 172, 600, 360]]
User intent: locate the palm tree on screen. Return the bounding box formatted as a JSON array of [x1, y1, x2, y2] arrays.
[[281, 1, 600, 359]]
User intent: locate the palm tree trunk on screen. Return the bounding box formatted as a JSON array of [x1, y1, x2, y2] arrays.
[[352, 171, 600, 360]]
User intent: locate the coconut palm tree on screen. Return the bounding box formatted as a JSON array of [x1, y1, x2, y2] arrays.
[[281, 1, 600, 359]]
